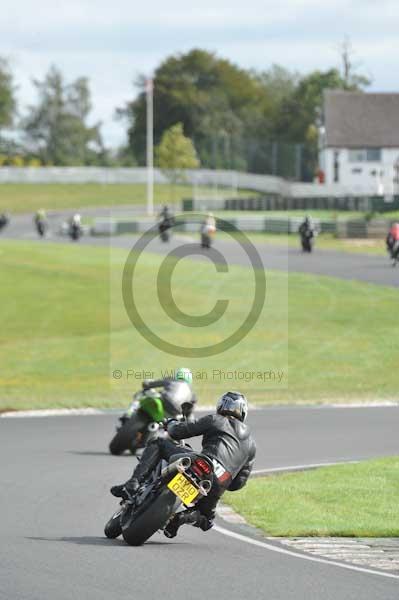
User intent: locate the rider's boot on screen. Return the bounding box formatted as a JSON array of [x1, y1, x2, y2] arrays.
[[110, 441, 161, 499], [164, 509, 200, 538]]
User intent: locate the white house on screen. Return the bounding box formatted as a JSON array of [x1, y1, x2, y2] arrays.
[[319, 91, 399, 196]]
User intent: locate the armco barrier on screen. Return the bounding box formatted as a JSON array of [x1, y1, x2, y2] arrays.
[[0, 166, 391, 200], [191, 195, 397, 213], [91, 215, 332, 236], [91, 215, 392, 239]]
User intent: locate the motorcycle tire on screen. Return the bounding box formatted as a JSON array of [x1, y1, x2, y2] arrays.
[[122, 488, 178, 546], [104, 508, 123, 539], [109, 414, 148, 456]]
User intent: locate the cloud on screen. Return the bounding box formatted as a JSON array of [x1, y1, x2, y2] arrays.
[[1, 0, 399, 145]]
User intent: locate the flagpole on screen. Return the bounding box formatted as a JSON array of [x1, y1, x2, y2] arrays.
[[146, 77, 154, 216]]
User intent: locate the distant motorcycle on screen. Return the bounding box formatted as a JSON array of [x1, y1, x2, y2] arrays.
[[159, 225, 171, 242], [0, 213, 9, 232], [109, 390, 164, 456], [390, 241, 399, 267], [104, 424, 214, 545], [159, 219, 173, 242], [300, 230, 315, 253], [69, 217, 83, 241], [201, 231, 211, 248], [109, 386, 194, 456], [35, 218, 47, 237], [201, 214, 216, 249]]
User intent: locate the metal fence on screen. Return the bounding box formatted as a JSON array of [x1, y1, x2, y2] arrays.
[[1, 167, 398, 202], [91, 215, 392, 239]]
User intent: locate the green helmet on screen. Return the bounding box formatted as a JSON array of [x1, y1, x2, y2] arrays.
[[175, 367, 193, 386]]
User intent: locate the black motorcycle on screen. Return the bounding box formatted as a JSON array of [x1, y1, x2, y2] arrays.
[[391, 241, 399, 267], [158, 217, 174, 242], [301, 230, 315, 253], [69, 222, 82, 241], [200, 219, 216, 249], [35, 219, 47, 237], [201, 232, 211, 248], [0, 214, 9, 232], [159, 227, 170, 242], [104, 431, 214, 546]]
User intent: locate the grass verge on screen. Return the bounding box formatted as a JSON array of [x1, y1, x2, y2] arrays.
[[0, 183, 257, 214], [224, 457, 399, 537], [1, 239, 398, 409]]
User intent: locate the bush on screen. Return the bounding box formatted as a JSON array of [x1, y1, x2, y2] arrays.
[[10, 155, 24, 167], [27, 157, 41, 167]]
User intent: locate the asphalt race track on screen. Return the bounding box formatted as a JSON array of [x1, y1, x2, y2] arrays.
[[0, 406, 398, 600], [2, 213, 398, 598], [3, 211, 399, 287]]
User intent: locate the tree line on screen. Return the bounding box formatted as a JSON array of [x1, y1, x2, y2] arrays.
[[0, 44, 369, 180]]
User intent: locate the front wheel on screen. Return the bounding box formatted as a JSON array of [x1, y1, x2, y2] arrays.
[[104, 508, 123, 539]]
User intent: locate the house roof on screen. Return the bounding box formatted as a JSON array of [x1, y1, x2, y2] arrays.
[[324, 91, 399, 148]]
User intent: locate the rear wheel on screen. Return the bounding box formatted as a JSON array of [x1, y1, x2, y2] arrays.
[[109, 414, 148, 455], [122, 488, 178, 546]]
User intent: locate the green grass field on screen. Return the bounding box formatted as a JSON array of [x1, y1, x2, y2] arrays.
[[224, 457, 399, 537], [0, 183, 257, 215], [1, 239, 398, 410]]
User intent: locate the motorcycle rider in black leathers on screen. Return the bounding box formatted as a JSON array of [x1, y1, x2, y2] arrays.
[[158, 205, 175, 237], [111, 391, 256, 538], [298, 215, 315, 248]]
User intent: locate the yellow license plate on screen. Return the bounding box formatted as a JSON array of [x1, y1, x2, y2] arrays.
[[167, 472, 199, 506]]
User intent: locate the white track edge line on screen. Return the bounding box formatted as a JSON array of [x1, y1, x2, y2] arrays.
[[251, 461, 359, 475], [1, 403, 397, 418], [0, 406, 217, 418], [214, 525, 399, 581]]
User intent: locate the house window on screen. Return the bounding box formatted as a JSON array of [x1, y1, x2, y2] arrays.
[[366, 148, 382, 161], [348, 148, 382, 162]]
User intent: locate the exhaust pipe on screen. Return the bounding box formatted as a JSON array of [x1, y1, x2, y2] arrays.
[[177, 456, 191, 472], [147, 422, 159, 433], [161, 456, 191, 480], [198, 480, 212, 496]]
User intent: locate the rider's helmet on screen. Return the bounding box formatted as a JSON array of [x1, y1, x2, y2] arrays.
[[175, 367, 193, 386], [216, 391, 248, 422]]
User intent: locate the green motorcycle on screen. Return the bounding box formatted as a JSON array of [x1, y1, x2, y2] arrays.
[[109, 390, 169, 456]]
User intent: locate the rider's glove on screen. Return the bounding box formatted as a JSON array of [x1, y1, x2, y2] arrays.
[[163, 417, 178, 429], [142, 379, 152, 390]]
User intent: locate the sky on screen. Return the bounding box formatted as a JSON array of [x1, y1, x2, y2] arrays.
[[2, 0, 399, 147]]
